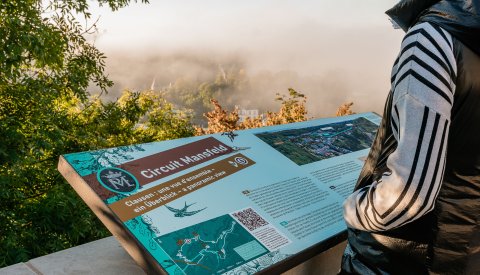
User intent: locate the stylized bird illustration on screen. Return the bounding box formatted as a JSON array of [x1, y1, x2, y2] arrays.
[[165, 202, 206, 217], [221, 131, 238, 142]]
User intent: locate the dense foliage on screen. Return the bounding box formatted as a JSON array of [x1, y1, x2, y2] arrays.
[[197, 88, 309, 134], [0, 0, 196, 267], [197, 88, 354, 135], [163, 66, 248, 125]]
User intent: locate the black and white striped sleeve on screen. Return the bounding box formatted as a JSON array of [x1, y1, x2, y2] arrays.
[[343, 22, 457, 231]]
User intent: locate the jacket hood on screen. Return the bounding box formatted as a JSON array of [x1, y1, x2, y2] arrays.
[[386, 0, 480, 56]]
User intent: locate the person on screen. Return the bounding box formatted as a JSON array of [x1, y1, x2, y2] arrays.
[[340, 1, 480, 274]]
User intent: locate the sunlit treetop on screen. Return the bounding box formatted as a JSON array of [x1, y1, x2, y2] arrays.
[[0, 0, 148, 100]]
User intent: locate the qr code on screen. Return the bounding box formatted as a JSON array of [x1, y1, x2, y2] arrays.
[[232, 208, 268, 231]]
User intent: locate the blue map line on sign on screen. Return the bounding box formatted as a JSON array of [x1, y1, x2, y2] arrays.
[[177, 221, 236, 273], [155, 214, 270, 274]]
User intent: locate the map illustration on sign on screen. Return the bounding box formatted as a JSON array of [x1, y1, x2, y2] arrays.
[[155, 214, 269, 275], [255, 117, 378, 165]]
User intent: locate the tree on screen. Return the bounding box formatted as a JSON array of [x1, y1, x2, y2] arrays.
[[335, 102, 356, 116], [196, 99, 240, 135], [65, 90, 195, 147], [197, 88, 309, 135], [264, 88, 308, 126], [0, 0, 150, 162], [0, 88, 194, 267], [164, 66, 248, 125], [0, 1, 204, 267]]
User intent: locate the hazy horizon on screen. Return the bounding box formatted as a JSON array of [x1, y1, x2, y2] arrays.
[[85, 0, 404, 118]]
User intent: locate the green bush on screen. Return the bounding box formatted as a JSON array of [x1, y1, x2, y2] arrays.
[[0, 0, 197, 267]]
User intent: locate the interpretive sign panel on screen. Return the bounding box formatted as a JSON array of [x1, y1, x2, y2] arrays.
[[58, 112, 381, 274]]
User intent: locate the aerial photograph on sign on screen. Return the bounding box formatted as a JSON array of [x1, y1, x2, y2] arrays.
[[255, 117, 378, 165]]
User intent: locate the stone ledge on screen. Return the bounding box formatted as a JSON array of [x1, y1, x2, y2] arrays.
[[0, 237, 345, 275], [0, 263, 37, 275]]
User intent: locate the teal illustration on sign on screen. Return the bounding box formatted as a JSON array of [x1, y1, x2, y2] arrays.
[[65, 144, 146, 176], [154, 214, 269, 274]]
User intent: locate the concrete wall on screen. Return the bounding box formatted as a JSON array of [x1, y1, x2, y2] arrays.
[[0, 237, 346, 275]]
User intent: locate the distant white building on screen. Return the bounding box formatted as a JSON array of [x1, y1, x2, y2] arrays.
[[236, 106, 261, 122]]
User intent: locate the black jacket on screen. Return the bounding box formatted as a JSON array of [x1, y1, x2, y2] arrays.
[[341, 1, 480, 274]]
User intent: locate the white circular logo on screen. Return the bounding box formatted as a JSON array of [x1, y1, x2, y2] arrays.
[[234, 157, 248, 165]]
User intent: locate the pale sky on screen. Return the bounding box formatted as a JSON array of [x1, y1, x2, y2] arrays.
[[86, 0, 404, 116]]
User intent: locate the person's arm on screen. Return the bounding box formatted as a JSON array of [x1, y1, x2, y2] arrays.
[[343, 22, 457, 231]]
